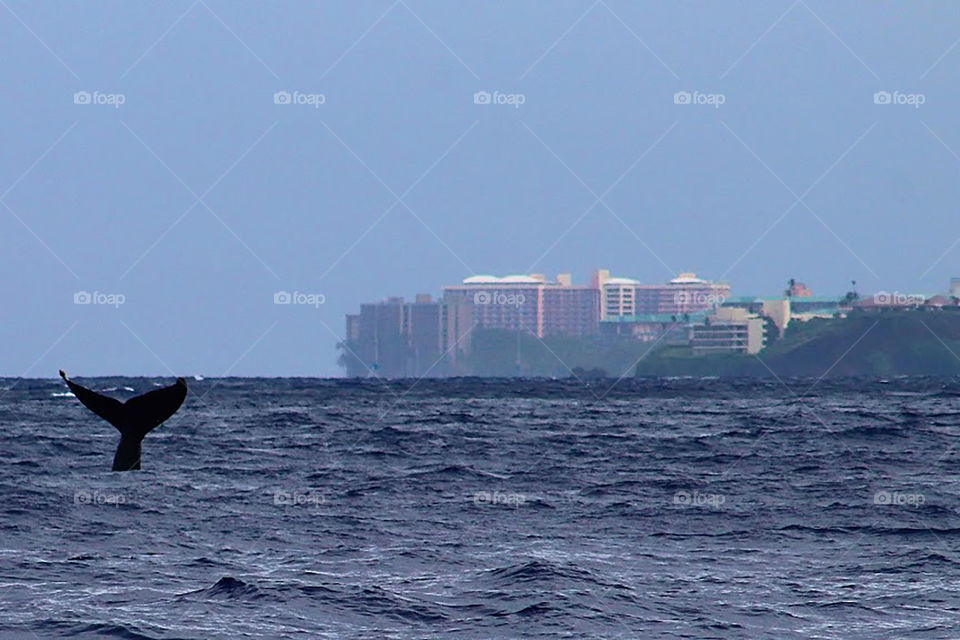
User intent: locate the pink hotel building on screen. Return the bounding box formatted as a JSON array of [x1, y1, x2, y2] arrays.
[[442, 273, 599, 338], [441, 270, 730, 338]]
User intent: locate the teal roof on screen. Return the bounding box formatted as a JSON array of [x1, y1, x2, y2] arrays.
[[601, 313, 708, 323], [723, 296, 845, 304]]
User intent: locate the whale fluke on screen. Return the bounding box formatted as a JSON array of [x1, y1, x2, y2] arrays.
[[59, 370, 187, 471]]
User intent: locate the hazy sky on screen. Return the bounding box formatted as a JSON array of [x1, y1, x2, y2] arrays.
[[2, 1, 959, 376]]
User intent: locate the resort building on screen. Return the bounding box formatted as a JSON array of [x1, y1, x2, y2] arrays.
[[634, 273, 731, 316], [542, 285, 601, 338], [600, 277, 641, 317], [785, 280, 814, 297], [691, 307, 765, 355], [442, 273, 599, 338], [344, 295, 472, 377], [594, 271, 730, 319]]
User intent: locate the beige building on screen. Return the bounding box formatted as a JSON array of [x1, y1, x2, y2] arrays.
[[761, 299, 790, 333], [691, 307, 765, 355], [600, 277, 641, 317]]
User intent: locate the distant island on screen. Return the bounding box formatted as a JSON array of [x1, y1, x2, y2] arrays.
[[391, 310, 960, 379], [339, 270, 960, 379], [635, 310, 960, 378]]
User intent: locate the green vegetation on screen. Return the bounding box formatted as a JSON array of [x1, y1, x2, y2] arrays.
[[635, 309, 960, 378], [762, 309, 960, 376]]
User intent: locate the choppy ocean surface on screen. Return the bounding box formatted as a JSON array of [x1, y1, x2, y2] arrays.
[[3, 376, 960, 639]]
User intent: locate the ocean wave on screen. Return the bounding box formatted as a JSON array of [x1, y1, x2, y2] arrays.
[[7, 377, 960, 638]]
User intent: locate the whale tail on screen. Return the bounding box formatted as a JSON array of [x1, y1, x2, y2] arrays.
[[60, 370, 187, 471]]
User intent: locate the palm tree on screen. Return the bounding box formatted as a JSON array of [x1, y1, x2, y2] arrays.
[[784, 278, 796, 297], [843, 280, 859, 304]]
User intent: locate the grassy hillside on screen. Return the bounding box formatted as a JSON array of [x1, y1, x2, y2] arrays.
[[635, 310, 960, 378]]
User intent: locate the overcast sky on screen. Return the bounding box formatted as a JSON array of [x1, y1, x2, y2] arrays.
[[2, 1, 959, 376]]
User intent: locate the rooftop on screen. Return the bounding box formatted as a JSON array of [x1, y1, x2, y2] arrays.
[[602, 313, 709, 324], [669, 272, 705, 284], [461, 274, 544, 285]]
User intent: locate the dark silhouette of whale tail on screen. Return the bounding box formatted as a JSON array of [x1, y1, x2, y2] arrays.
[[59, 370, 187, 471]]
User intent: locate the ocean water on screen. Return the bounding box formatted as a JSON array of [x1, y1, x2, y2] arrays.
[[3, 376, 960, 639]]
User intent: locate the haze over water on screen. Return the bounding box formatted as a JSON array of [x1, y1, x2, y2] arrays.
[[3, 2, 960, 375]]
